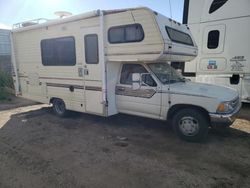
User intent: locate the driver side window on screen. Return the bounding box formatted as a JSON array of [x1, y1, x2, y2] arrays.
[[120, 64, 157, 87], [141, 74, 157, 87]]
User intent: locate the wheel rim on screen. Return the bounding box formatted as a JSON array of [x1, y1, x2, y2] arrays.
[[178, 116, 199, 136], [55, 100, 65, 114]]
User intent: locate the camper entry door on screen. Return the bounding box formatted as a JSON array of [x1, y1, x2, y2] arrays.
[[82, 26, 104, 115]]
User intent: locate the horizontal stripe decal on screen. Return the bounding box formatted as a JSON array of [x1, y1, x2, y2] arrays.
[[40, 77, 83, 81], [115, 87, 213, 99], [163, 51, 197, 57], [16, 75, 102, 82], [46, 83, 84, 89], [106, 51, 162, 56], [106, 51, 196, 57], [46, 83, 102, 91], [116, 86, 156, 98], [19, 75, 28, 78], [85, 86, 102, 91], [158, 90, 214, 98]]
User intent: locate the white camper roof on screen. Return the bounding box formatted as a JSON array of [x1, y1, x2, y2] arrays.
[[12, 7, 198, 62], [12, 7, 154, 33]]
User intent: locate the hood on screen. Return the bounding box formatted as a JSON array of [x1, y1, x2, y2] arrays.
[[165, 81, 239, 101]]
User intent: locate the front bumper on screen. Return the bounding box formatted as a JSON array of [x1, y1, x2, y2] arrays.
[[209, 103, 241, 126]]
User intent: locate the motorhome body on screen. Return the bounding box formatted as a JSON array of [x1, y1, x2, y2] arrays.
[[182, 0, 250, 102], [11, 7, 240, 142]]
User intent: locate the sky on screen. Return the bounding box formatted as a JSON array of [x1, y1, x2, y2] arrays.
[[0, 0, 184, 29]]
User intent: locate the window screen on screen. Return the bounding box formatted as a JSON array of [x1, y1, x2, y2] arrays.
[[108, 24, 144, 44], [165, 27, 194, 46], [84, 34, 99, 64], [209, 0, 228, 14], [41, 36, 76, 66], [207, 30, 220, 49]]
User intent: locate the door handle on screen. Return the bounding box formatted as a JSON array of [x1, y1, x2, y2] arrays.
[[117, 87, 125, 91], [78, 68, 83, 77]]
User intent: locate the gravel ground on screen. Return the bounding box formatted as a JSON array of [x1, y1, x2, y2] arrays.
[[0, 97, 249, 188]]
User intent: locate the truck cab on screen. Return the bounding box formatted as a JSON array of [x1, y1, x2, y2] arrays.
[[115, 61, 241, 142]]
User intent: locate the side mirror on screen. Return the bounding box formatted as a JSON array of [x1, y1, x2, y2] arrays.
[[132, 73, 141, 90]]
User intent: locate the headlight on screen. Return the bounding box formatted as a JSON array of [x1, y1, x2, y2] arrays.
[[216, 101, 234, 113]]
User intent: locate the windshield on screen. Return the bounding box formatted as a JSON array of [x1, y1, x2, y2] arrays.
[[148, 63, 184, 84]]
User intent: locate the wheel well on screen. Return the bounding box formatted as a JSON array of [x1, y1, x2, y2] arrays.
[[49, 97, 57, 104], [167, 104, 210, 121]]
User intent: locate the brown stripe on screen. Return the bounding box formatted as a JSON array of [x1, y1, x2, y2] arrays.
[[85, 86, 102, 91], [21, 76, 101, 82], [116, 86, 156, 98], [163, 51, 197, 57], [106, 51, 196, 57], [19, 75, 28, 78], [106, 51, 161, 56], [46, 83, 84, 89], [46, 83, 101, 91], [40, 77, 83, 81]]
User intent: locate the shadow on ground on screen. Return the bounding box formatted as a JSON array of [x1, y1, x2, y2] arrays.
[[238, 103, 250, 121], [0, 96, 38, 111]]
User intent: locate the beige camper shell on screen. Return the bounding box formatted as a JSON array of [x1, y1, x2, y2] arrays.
[[11, 7, 198, 117]]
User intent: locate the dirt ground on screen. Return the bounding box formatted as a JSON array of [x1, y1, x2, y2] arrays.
[[0, 97, 249, 188]]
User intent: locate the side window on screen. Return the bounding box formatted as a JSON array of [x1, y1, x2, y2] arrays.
[[84, 34, 99, 64], [41, 36, 76, 66], [207, 30, 220, 49], [165, 26, 194, 46], [108, 24, 144, 44], [120, 64, 156, 87], [209, 0, 228, 14], [141, 74, 157, 87]]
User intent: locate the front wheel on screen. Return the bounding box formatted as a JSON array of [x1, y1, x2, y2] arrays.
[[52, 98, 68, 117], [172, 108, 209, 142]]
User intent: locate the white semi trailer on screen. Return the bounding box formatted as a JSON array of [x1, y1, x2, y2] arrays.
[[180, 0, 250, 103]]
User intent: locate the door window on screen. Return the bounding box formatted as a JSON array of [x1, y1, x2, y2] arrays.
[[84, 34, 99, 64], [120, 64, 156, 87]]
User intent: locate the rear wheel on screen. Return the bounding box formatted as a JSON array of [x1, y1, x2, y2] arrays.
[[172, 108, 209, 142], [52, 98, 68, 117]]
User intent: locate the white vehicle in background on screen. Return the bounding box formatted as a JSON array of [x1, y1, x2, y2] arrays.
[[11, 7, 241, 142], [180, 0, 250, 102]]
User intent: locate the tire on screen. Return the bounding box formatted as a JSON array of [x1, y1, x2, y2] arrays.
[[172, 108, 209, 142], [52, 98, 68, 117]]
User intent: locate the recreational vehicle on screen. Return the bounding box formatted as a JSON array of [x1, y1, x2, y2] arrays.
[[181, 0, 250, 102], [11, 7, 241, 142]]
